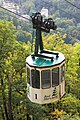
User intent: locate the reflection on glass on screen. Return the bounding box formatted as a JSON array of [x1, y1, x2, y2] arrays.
[[52, 68, 59, 87], [31, 69, 40, 89], [41, 70, 51, 89]]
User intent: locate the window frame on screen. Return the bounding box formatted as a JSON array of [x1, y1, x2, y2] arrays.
[[27, 67, 30, 84], [61, 64, 65, 82]]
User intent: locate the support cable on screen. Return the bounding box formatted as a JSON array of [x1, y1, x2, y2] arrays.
[[57, 7, 80, 21], [0, 5, 31, 22], [64, 0, 80, 10]]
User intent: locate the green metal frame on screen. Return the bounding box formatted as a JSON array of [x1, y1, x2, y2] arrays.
[[31, 28, 59, 61]]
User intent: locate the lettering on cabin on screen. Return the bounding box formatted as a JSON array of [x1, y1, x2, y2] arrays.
[[44, 95, 51, 100]]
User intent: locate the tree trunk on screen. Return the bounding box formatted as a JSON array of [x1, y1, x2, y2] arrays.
[[1, 75, 9, 120], [1, 105, 5, 120], [8, 76, 13, 120], [26, 113, 31, 120]]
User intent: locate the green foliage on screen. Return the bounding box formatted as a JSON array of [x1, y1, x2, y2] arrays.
[[63, 113, 80, 120], [1, 0, 80, 44], [0, 0, 80, 117], [43, 33, 80, 119], [0, 20, 31, 120], [59, 94, 80, 114], [26, 99, 47, 120], [16, 30, 32, 43]]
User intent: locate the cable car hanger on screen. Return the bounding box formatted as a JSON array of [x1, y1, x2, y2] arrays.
[[31, 12, 59, 61]]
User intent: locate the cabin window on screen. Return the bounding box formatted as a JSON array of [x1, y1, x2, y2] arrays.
[[27, 67, 30, 84], [52, 67, 59, 87], [41, 70, 51, 89], [35, 94, 37, 99], [61, 64, 65, 82], [31, 69, 40, 89]]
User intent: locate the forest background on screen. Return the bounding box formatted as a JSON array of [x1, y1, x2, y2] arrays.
[[0, 0, 80, 120]]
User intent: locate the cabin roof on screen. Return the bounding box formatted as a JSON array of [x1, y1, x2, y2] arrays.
[[26, 51, 65, 68]]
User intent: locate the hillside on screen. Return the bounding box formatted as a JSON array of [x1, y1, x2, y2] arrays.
[[0, 0, 80, 120], [1, 0, 80, 44]]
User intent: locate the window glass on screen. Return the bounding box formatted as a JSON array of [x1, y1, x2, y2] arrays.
[[31, 69, 40, 89], [61, 64, 65, 82], [41, 70, 51, 89], [27, 67, 30, 84], [52, 67, 59, 87]]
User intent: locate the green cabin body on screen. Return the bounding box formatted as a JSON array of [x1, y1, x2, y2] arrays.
[[26, 51, 65, 104]]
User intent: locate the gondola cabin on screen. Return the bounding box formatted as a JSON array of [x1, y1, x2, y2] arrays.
[[26, 12, 65, 104], [26, 51, 65, 104]]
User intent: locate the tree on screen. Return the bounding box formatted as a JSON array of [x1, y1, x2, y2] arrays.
[[59, 94, 80, 115], [26, 99, 48, 120], [17, 30, 32, 43], [0, 20, 31, 120], [50, 109, 65, 120], [43, 33, 80, 118], [0, 20, 16, 120]]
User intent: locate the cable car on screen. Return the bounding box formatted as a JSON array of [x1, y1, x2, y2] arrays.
[[26, 12, 65, 104]]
